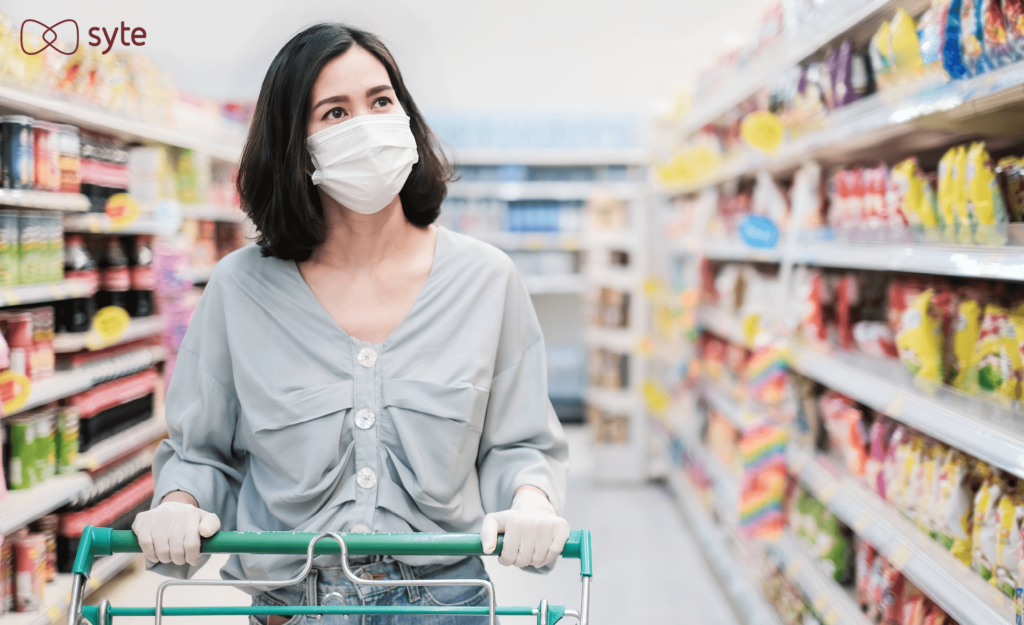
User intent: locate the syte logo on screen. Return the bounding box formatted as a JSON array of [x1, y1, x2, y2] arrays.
[[20, 19, 147, 56]]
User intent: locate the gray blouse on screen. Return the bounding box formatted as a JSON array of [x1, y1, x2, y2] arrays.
[[150, 227, 569, 583]]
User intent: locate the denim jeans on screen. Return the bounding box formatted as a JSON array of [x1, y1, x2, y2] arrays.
[[249, 556, 494, 625]]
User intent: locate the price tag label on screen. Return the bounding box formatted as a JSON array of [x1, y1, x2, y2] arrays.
[[886, 395, 907, 417], [3, 289, 20, 306], [0, 370, 32, 414], [741, 314, 761, 348], [50, 284, 65, 301], [47, 605, 62, 624], [784, 561, 801, 580], [853, 513, 872, 534], [105, 193, 141, 231], [818, 483, 838, 504], [85, 306, 130, 350], [889, 544, 912, 571], [812, 595, 828, 613], [824, 609, 840, 625], [740, 111, 784, 155]]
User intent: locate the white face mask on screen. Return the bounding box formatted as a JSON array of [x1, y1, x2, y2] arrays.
[[306, 114, 419, 215]]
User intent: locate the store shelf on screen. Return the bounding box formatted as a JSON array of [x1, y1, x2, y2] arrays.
[[766, 531, 872, 625], [681, 0, 930, 135], [179, 204, 247, 223], [1, 552, 139, 625], [11, 370, 94, 417], [452, 148, 648, 166], [75, 414, 167, 471], [0, 278, 96, 308], [669, 471, 784, 625], [700, 379, 757, 430], [0, 472, 93, 534], [696, 306, 747, 346], [0, 84, 243, 163], [701, 238, 783, 263], [63, 212, 181, 236], [584, 386, 641, 414], [789, 446, 1014, 625], [468, 231, 583, 251], [0, 189, 90, 212], [447, 181, 643, 201], [789, 342, 1024, 481], [585, 326, 638, 352], [521, 274, 588, 295], [792, 240, 1024, 281], [53, 315, 166, 353], [585, 268, 641, 291], [584, 230, 641, 250]]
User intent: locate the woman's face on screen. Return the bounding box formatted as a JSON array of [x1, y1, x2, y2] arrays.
[[308, 45, 405, 136]]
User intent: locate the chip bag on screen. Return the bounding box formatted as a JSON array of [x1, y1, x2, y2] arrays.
[[917, 442, 948, 540], [981, 0, 1016, 67], [953, 145, 972, 243], [993, 481, 1024, 597], [962, 0, 986, 74], [1006, 0, 1024, 57], [938, 450, 974, 565], [973, 303, 1024, 400], [948, 298, 982, 392], [996, 156, 1024, 222], [870, 21, 896, 88], [937, 148, 960, 241], [891, 8, 927, 80], [896, 289, 945, 385], [972, 466, 1004, 580], [965, 142, 1010, 244]]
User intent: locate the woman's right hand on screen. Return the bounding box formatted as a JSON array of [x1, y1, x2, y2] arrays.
[[132, 493, 221, 566]]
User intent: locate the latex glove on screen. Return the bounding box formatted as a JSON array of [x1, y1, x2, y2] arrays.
[[132, 501, 221, 566], [481, 489, 570, 567]]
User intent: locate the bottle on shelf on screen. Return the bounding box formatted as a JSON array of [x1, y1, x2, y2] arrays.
[[98, 237, 129, 311], [129, 236, 155, 317], [57, 235, 98, 334]]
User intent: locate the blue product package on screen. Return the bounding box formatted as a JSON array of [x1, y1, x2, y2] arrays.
[[943, 0, 969, 79]]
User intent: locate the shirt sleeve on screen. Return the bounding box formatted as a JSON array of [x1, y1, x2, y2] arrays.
[[477, 266, 569, 515]]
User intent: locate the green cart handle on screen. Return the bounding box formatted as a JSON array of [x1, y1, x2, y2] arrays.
[[69, 526, 593, 625]]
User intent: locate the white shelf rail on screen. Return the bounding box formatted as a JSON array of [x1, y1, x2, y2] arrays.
[[53, 315, 166, 353], [0, 278, 96, 308], [0, 190, 89, 212]]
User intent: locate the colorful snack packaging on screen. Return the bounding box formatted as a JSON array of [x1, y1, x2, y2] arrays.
[[891, 9, 927, 79], [974, 303, 1024, 400], [919, 0, 969, 81], [938, 450, 974, 565], [830, 40, 859, 107], [815, 505, 854, 584], [996, 157, 1024, 221], [965, 141, 1010, 244], [870, 21, 896, 88], [993, 481, 1024, 597], [866, 555, 887, 621], [878, 561, 906, 623], [952, 145, 972, 243], [884, 426, 911, 507], [900, 583, 927, 625], [896, 289, 945, 385], [867, 416, 893, 499], [917, 442, 948, 540], [981, 0, 1015, 68], [972, 466, 1004, 580], [854, 321, 899, 359], [892, 158, 941, 230], [949, 298, 982, 392], [1005, 0, 1024, 56], [923, 604, 950, 625], [856, 540, 877, 608], [962, 0, 985, 74], [937, 148, 960, 241], [820, 391, 868, 477], [903, 436, 927, 521]]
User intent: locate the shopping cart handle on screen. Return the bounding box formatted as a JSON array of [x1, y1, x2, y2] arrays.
[[72, 527, 593, 578]]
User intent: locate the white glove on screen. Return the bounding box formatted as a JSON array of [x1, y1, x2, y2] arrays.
[[481, 489, 570, 568], [132, 501, 221, 566]]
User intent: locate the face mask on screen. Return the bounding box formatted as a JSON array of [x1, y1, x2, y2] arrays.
[[306, 114, 419, 215]]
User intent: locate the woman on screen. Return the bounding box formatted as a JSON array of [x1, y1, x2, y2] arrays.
[[132, 23, 570, 624]]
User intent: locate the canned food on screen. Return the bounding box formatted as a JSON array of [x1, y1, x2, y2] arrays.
[[13, 534, 44, 612], [0, 536, 13, 614], [57, 125, 81, 194], [0, 117, 35, 191], [31, 122, 60, 192], [46, 214, 63, 283], [56, 406, 79, 473], [17, 213, 43, 285], [0, 213, 17, 288], [5, 417, 37, 490], [28, 516, 57, 583], [32, 409, 56, 483]]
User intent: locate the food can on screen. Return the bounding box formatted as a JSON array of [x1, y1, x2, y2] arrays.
[[57, 125, 81, 194], [0, 117, 35, 191], [17, 213, 42, 285], [56, 406, 79, 473], [2, 311, 32, 377], [6, 417, 36, 490], [33, 410, 56, 483], [31, 122, 60, 193], [28, 516, 57, 583], [0, 535, 13, 614], [0, 213, 18, 288], [47, 214, 63, 283], [13, 534, 44, 612]]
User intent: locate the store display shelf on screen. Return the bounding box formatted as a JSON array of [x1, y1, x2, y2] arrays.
[[679, 431, 740, 505], [585, 326, 638, 352], [701, 379, 756, 430], [179, 203, 247, 223], [584, 230, 641, 250], [75, 414, 167, 471], [0, 189, 90, 212], [468, 231, 583, 251], [447, 181, 644, 201], [585, 268, 641, 291], [0, 278, 96, 308], [668, 471, 784, 625], [701, 238, 783, 263], [792, 240, 1024, 281], [681, 0, 926, 134], [788, 446, 1014, 625], [0, 84, 244, 162], [789, 343, 1024, 481], [451, 148, 648, 166], [766, 531, 872, 625], [696, 306, 748, 346], [63, 212, 181, 236], [521, 274, 588, 295], [584, 386, 641, 414], [2, 552, 139, 625], [53, 315, 166, 353], [0, 472, 93, 534]]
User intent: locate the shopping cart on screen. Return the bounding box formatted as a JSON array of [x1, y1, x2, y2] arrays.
[[66, 526, 593, 625]]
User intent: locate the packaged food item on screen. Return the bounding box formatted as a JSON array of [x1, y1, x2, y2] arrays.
[[974, 303, 1024, 400], [877, 561, 905, 623], [28, 516, 56, 583], [965, 142, 1010, 244], [896, 289, 945, 385], [5, 417, 36, 490], [1006, 0, 1024, 56], [830, 41, 859, 107], [815, 505, 854, 583], [854, 321, 899, 358], [891, 8, 926, 79], [866, 554, 887, 621], [0, 117, 34, 191], [0, 536, 12, 614], [938, 450, 974, 565], [56, 406, 79, 474], [856, 540, 877, 608], [937, 148, 959, 241], [972, 466, 1004, 580], [949, 298, 982, 391], [981, 0, 1015, 67], [920, 0, 970, 80], [996, 156, 1024, 221], [900, 583, 927, 625], [884, 426, 912, 508], [962, 0, 986, 74], [57, 125, 81, 194], [994, 481, 1024, 596], [32, 409, 55, 483], [903, 436, 927, 520], [820, 391, 868, 476], [31, 122, 60, 193], [892, 158, 940, 230], [13, 533, 44, 612], [916, 442, 947, 539], [870, 21, 896, 88], [923, 604, 949, 625], [867, 416, 893, 498]]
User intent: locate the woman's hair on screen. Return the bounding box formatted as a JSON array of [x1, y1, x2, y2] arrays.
[[237, 23, 452, 261]]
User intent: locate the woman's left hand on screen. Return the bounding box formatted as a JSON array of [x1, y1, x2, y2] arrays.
[[480, 489, 570, 567]]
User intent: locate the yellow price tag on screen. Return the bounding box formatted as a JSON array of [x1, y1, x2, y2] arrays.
[[889, 544, 912, 571], [784, 561, 801, 580], [655, 144, 721, 187], [86, 306, 131, 350], [643, 277, 665, 301], [812, 596, 828, 613], [3, 289, 20, 306], [0, 370, 32, 414], [853, 513, 872, 534], [741, 314, 761, 348], [886, 395, 907, 417], [643, 378, 672, 416], [740, 111, 784, 155], [105, 193, 141, 231], [824, 609, 840, 625], [818, 483, 838, 504], [47, 605, 63, 624]]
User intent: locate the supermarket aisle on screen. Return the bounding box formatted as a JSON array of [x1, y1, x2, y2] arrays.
[[92, 425, 739, 624]]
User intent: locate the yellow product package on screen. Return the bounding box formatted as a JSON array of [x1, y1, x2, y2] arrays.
[[937, 148, 959, 242], [965, 142, 1010, 245], [1010, 303, 1024, 379], [917, 442, 947, 539], [974, 304, 1024, 401], [938, 450, 974, 565], [895, 289, 944, 385], [890, 9, 926, 78], [870, 22, 895, 89], [949, 299, 982, 392], [953, 145, 972, 244], [884, 428, 913, 507], [901, 435, 926, 520], [892, 158, 941, 230], [972, 467, 1004, 581], [993, 483, 1024, 597], [998, 156, 1024, 222]]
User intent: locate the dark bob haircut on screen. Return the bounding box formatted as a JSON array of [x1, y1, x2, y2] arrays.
[[236, 23, 452, 261]]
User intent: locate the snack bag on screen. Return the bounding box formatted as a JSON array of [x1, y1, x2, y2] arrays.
[[962, 0, 987, 74], [923, 604, 950, 625], [1006, 0, 1024, 57], [965, 141, 1010, 244], [863, 165, 891, 227], [856, 540, 877, 608], [896, 289, 945, 385], [892, 158, 940, 229], [867, 417, 894, 498], [820, 391, 868, 476], [891, 8, 927, 80], [871, 21, 896, 87], [900, 583, 927, 625], [901, 436, 926, 520], [937, 148, 960, 241], [996, 157, 1024, 221], [1010, 302, 1024, 370], [973, 467, 1004, 580], [938, 450, 974, 564], [917, 442, 948, 540], [920, 0, 970, 80], [994, 481, 1024, 597], [952, 145, 972, 243], [981, 0, 1016, 67], [854, 321, 899, 359], [815, 506, 854, 583], [884, 426, 911, 506], [949, 298, 982, 391], [877, 562, 905, 623], [974, 304, 1024, 400]]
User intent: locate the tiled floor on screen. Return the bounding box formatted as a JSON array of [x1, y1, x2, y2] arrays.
[[91, 426, 740, 624]]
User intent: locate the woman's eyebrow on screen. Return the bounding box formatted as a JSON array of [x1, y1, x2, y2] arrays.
[[313, 85, 393, 110], [366, 85, 394, 97]]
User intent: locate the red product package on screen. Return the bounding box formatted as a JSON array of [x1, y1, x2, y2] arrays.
[[900, 583, 927, 625], [802, 271, 828, 344], [867, 415, 894, 499], [58, 473, 153, 538], [853, 321, 899, 358], [877, 561, 905, 624], [820, 391, 868, 476], [856, 540, 877, 608], [66, 368, 158, 419], [923, 604, 949, 625], [863, 165, 890, 228], [836, 273, 860, 350], [866, 555, 887, 621]]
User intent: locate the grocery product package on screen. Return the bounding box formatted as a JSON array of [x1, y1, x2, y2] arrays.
[[819, 391, 867, 476], [855, 540, 876, 608], [993, 481, 1024, 596], [891, 158, 941, 233], [973, 303, 1024, 400], [996, 157, 1024, 221], [1006, 0, 1024, 57], [884, 425, 912, 508], [961, 0, 986, 73], [918, 0, 969, 80], [937, 449, 974, 564], [890, 9, 927, 81], [915, 441, 948, 540], [964, 142, 1010, 245], [895, 289, 945, 386], [937, 148, 960, 241], [815, 505, 854, 583], [870, 22, 896, 88], [948, 298, 982, 392], [866, 416, 893, 499], [972, 466, 1004, 580]]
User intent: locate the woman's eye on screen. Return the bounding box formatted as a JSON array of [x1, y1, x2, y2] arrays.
[[324, 107, 346, 120], [373, 96, 393, 108]]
